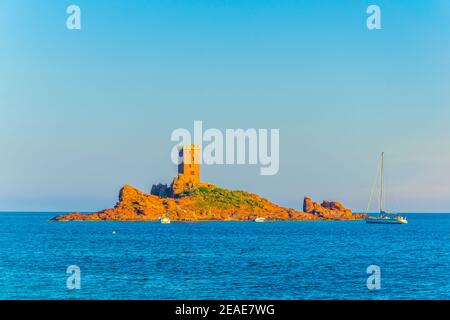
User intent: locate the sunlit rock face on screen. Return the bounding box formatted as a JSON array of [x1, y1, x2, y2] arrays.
[[52, 184, 364, 222], [303, 197, 363, 220]]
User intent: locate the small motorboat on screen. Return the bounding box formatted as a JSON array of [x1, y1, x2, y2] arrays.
[[160, 216, 171, 224]]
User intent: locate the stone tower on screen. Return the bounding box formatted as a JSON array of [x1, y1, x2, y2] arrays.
[[177, 144, 200, 184], [151, 144, 216, 197], [171, 144, 201, 195]]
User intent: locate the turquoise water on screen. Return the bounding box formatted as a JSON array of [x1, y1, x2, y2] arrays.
[[0, 212, 449, 300]]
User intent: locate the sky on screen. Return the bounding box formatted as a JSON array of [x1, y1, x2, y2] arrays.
[[1, 0, 450, 212]]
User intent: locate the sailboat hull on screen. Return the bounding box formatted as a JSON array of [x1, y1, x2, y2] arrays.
[[365, 217, 408, 224]]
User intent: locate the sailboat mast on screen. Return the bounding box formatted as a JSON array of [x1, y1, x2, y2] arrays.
[[380, 152, 384, 214]]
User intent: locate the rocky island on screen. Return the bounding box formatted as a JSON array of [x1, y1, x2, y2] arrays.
[[52, 145, 364, 222]]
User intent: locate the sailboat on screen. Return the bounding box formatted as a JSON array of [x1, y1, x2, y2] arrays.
[[365, 153, 408, 224]]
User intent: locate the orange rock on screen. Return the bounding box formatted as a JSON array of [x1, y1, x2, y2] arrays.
[[52, 185, 364, 222], [303, 197, 361, 220]]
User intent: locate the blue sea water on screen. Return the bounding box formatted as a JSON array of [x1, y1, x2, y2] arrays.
[[0, 212, 449, 300]]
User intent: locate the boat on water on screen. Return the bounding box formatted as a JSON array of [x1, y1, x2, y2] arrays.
[[253, 217, 266, 222], [365, 213, 408, 224], [365, 153, 408, 225], [160, 216, 171, 224]]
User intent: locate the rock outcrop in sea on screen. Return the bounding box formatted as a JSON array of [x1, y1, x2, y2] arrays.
[[52, 184, 364, 222]]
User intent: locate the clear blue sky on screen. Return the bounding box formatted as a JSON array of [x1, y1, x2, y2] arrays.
[[1, 0, 449, 212]]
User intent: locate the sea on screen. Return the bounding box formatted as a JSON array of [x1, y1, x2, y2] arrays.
[[0, 212, 449, 300]]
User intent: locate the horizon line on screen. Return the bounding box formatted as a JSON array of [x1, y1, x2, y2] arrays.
[[1, 211, 449, 214]]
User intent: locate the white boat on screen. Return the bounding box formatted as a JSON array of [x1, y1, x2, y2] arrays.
[[253, 217, 266, 222], [365, 153, 408, 225], [160, 216, 171, 224], [365, 214, 408, 224]]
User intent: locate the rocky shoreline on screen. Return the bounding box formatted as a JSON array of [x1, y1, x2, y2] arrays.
[[51, 184, 365, 222]]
